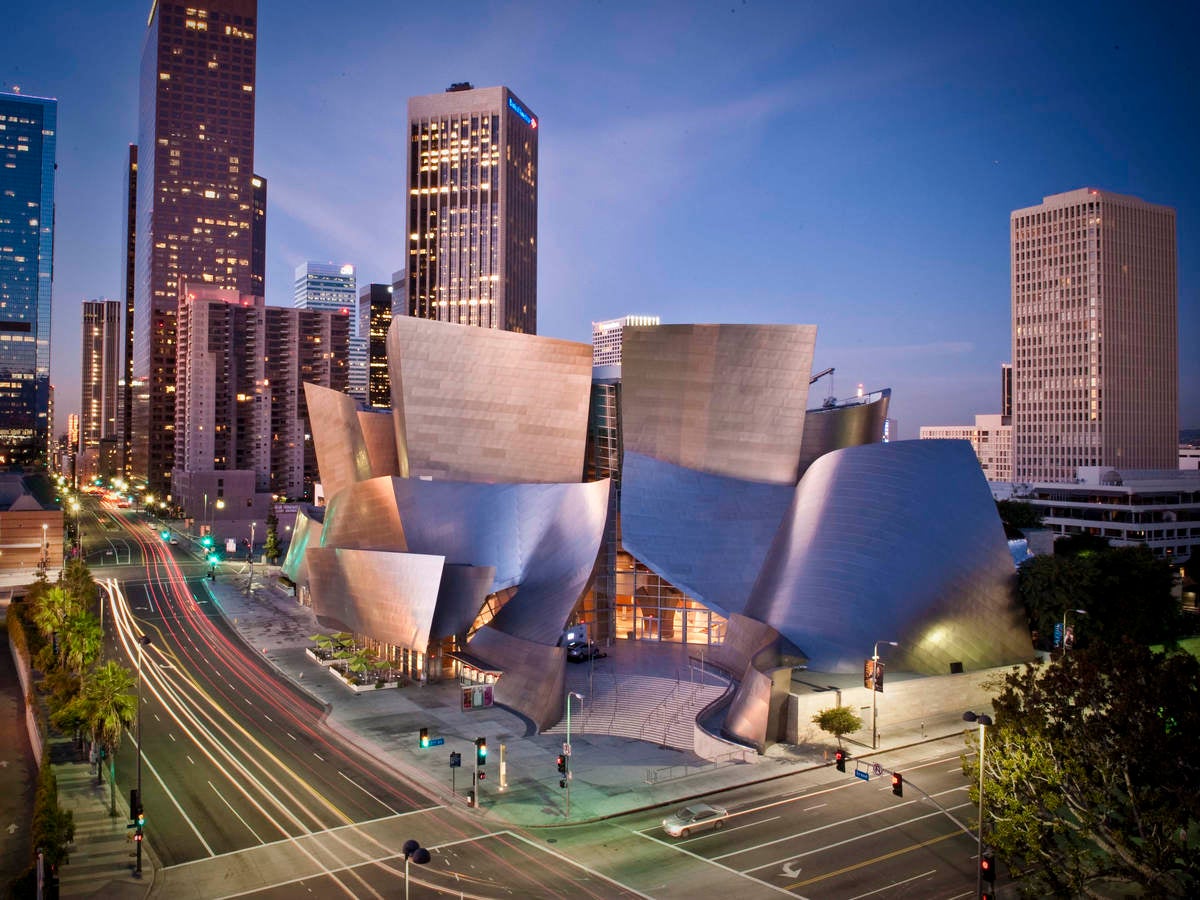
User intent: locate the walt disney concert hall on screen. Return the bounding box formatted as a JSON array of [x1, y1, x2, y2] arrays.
[[283, 317, 1032, 744]]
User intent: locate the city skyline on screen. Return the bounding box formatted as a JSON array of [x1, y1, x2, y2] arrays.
[[2, 1, 1196, 441]]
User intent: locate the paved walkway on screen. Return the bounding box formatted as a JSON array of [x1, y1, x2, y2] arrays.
[[46, 562, 975, 897]]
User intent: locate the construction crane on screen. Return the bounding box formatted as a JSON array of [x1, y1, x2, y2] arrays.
[[810, 367, 837, 407]]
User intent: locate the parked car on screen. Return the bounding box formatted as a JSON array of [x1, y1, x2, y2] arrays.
[[565, 641, 606, 663], [661, 802, 728, 838]]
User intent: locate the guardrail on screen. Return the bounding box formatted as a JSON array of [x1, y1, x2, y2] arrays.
[[643, 749, 754, 784]]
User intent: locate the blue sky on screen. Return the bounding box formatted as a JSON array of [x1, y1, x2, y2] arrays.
[[4, 0, 1196, 437]]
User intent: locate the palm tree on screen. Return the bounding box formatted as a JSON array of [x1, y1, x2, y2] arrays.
[[30, 585, 82, 667], [72, 662, 137, 815], [61, 610, 102, 676]]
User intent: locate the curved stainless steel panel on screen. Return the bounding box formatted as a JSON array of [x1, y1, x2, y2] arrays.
[[430, 564, 496, 641], [621, 324, 818, 484], [280, 505, 322, 587], [619, 451, 792, 616], [467, 625, 567, 732], [386, 316, 593, 483], [357, 409, 400, 478], [796, 389, 891, 477], [307, 547, 445, 650], [744, 439, 1032, 673], [303, 383, 372, 498], [320, 477, 408, 551]]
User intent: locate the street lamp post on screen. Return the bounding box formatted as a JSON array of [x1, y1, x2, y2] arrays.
[[246, 521, 256, 595], [135, 634, 152, 877], [564, 691, 583, 817], [963, 710, 993, 898], [401, 839, 431, 900], [203, 493, 208, 536], [41, 522, 48, 573], [871, 639, 899, 749], [1062, 608, 1087, 652]]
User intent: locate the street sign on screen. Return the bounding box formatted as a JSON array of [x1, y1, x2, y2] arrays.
[[428, 737, 444, 747], [872, 763, 884, 776], [855, 769, 869, 781], [1053, 622, 1063, 648]]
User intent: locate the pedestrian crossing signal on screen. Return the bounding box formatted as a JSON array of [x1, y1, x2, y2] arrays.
[[419, 727, 429, 749]]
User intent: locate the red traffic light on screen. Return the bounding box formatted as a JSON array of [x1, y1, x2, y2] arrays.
[[835, 750, 846, 772], [891, 772, 903, 797], [980, 848, 996, 883]]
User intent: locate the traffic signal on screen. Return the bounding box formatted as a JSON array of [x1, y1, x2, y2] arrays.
[[201, 535, 214, 549], [477, 770, 486, 781], [160, 530, 170, 541], [557, 754, 567, 774], [419, 727, 429, 749], [835, 749, 846, 772], [891, 772, 903, 797], [980, 848, 996, 884], [475, 737, 487, 765]]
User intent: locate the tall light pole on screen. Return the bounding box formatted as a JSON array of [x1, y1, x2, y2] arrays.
[[564, 690, 582, 817], [963, 710, 992, 898], [871, 639, 899, 749], [202, 492, 208, 536], [401, 839, 431, 900], [246, 521, 256, 595], [1062, 608, 1087, 652], [135, 634, 152, 877], [41, 521, 48, 573]]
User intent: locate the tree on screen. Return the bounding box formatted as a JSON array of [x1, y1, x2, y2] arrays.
[[264, 505, 281, 564], [965, 642, 1200, 897], [996, 499, 1043, 530], [1016, 545, 1183, 649], [60, 609, 102, 677], [57, 661, 137, 816], [30, 584, 82, 668], [812, 706, 863, 749]]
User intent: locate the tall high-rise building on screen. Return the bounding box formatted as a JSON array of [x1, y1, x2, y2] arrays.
[[0, 91, 57, 467], [293, 262, 356, 315], [121, 145, 137, 478], [360, 284, 393, 408], [132, 0, 260, 496], [1000, 362, 1012, 422], [1011, 188, 1177, 482], [405, 84, 538, 334], [294, 262, 361, 399], [172, 283, 349, 508], [80, 300, 122, 455], [591, 315, 661, 368]]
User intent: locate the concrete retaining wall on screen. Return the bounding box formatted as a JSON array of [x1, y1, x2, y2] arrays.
[[9, 635, 42, 764], [786, 664, 1019, 747]]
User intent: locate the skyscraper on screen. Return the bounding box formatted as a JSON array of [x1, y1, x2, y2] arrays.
[[121, 145, 137, 479], [591, 315, 661, 368], [0, 91, 57, 467], [80, 300, 122, 461], [359, 283, 393, 409], [405, 84, 538, 334], [132, 0, 260, 496], [294, 262, 362, 399], [1011, 188, 1177, 482], [292, 262, 356, 315]]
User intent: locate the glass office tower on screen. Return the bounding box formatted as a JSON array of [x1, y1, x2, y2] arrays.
[[0, 91, 57, 467], [406, 84, 538, 334]]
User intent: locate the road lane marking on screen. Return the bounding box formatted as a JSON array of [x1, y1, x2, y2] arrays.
[[313, 753, 325, 762], [716, 787, 970, 862], [287, 733, 297, 741], [748, 805, 972, 874], [210, 781, 266, 844], [788, 834, 956, 888], [337, 772, 400, 818], [802, 803, 827, 811], [845, 867, 937, 899], [635, 829, 803, 897], [187, 755, 196, 765]]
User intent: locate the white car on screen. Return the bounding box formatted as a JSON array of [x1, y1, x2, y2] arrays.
[[661, 802, 728, 838]]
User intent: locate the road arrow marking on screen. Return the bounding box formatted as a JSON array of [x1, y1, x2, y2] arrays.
[[7, 824, 17, 834], [780, 860, 802, 878], [0, 759, 9, 767]]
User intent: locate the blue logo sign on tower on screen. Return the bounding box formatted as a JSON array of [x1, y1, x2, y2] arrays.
[[508, 96, 536, 129]]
